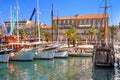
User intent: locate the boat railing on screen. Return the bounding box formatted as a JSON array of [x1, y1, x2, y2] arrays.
[[0, 44, 14, 51]]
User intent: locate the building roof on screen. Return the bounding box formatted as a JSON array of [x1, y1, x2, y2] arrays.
[[53, 14, 108, 20], [42, 24, 52, 29]]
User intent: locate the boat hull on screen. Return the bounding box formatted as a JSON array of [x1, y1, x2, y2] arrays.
[[0, 54, 9, 63], [9, 48, 36, 61], [54, 50, 68, 58], [34, 50, 55, 60]]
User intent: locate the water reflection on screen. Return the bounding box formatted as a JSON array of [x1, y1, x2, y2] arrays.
[[0, 57, 117, 80], [0, 63, 8, 70], [93, 67, 114, 80], [0, 63, 9, 80], [68, 57, 92, 80]]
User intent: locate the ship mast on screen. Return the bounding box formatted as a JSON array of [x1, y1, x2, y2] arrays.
[[51, 4, 54, 42], [16, 0, 19, 39], [103, 0, 111, 45], [56, 10, 59, 43], [103, 0, 108, 44], [10, 6, 12, 35], [37, 0, 40, 42]]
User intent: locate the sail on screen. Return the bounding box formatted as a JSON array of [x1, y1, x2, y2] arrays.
[[9, 9, 16, 35], [0, 19, 8, 35]]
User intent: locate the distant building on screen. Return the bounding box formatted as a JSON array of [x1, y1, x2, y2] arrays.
[[1, 14, 109, 43], [3, 20, 51, 39], [53, 14, 108, 44]]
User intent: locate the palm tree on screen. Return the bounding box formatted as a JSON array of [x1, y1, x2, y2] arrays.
[[63, 30, 71, 47], [39, 24, 44, 39], [53, 24, 58, 41], [98, 26, 117, 43], [63, 26, 77, 47], [88, 27, 96, 44], [43, 32, 51, 42], [98, 27, 104, 42], [19, 28, 28, 39], [109, 25, 117, 43]]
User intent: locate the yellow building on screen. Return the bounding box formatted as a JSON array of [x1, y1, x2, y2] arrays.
[[53, 14, 108, 44]]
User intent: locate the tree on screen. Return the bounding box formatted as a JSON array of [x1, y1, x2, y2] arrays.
[[98, 27, 104, 42], [63, 26, 77, 47], [109, 25, 117, 43], [40, 24, 44, 39], [88, 27, 96, 44], [53, 24, 58, 41], [43, 32, 51, 42], [98, 26, 117, 43], [19, 28, 28, 39], [63, 30, 71, 47]]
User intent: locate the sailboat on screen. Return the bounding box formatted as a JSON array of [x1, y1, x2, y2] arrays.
[[92, 0, 115, 67], [35, 45, 57, 60], [9, 0, 41, 61], [34, 3, 57, 60], [0, 44, 13, 63], [53, 10, 68, 58], [54, 49, 68, 58], [0, 10, 13, 63]]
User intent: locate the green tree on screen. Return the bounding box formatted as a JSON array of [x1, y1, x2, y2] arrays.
[[64, 27, 77, 47], [53, 24, 58, 41], [88, 27, 96, 44], [109, 25, 117, 43], [19, 28, 28, 39], [98, 27, 104, 42], [98, 26, 117, 43], [40, 24, 44, 39], [43, 32, 51, 42]]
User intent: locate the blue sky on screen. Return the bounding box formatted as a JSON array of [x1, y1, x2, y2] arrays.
[[0, 0, 120, 26]]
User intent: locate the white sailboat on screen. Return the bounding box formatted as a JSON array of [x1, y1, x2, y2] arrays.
[[0, 48, 12, 63], [54, 50, 68, 58], [9, 42, 40, 61], [54, 43, 69, 58], [53, 12, 69, 58], [35, 46, 56, 60], [0, 6, 13, 63], [9, 0, 40, 61], [34, 2, 56, 60]]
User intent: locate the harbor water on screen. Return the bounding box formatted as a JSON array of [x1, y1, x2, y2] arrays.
[[0, 57, 119, 80]]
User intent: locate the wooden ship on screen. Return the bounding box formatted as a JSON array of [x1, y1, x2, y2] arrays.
[[92, 0, 115, 67]]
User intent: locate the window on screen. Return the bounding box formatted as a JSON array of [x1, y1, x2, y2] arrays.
[[79, 20, 82, 25], [59, 20, 61, 24], [72, 20, 74, 24], [82, 20, 84, 25], [67, 20, 70, 24], [84, 20, 87, 24], [54, 20, 57, 24], [63, 20, 66, 24]]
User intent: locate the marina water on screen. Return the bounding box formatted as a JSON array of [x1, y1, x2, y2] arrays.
[[0, 57, 119, 80]]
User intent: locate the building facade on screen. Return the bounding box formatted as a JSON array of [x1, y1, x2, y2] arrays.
[[2, 20, 52, 40], [53, 14, 108, 44]]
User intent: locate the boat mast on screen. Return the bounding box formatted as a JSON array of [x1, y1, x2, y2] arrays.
[[56, 10, 59, 43], [103, 0, 110, 45], [51, 4, 54, 42], [37, 0, 40, 42], [10, 5, 12, 34], [16, 0, 19, 40]]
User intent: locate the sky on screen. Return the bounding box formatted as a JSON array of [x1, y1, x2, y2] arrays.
[[0, 0, 120, 26]]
